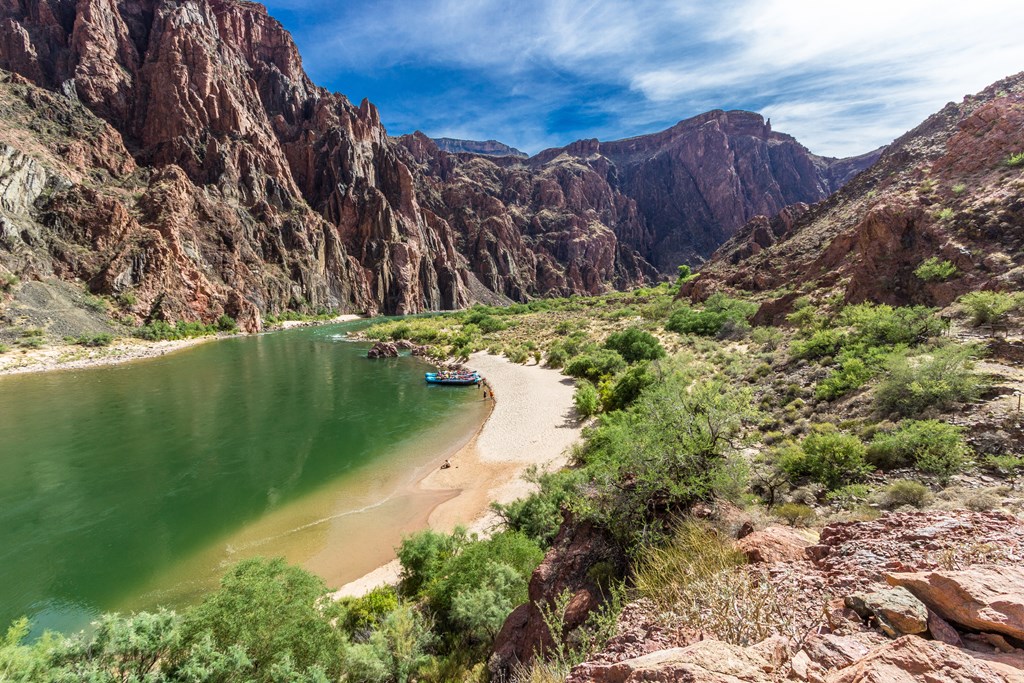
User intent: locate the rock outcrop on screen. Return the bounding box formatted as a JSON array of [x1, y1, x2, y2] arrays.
[[431, 137, 527, 157], [688, 72, 1024, 317], [887, 566, 1024, 643]]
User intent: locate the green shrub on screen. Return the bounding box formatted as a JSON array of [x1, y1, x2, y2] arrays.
[[778, 427, 871, 490], [1005, 151, 1024, 167], [71, 333, 114, 347], [492, 468, 581, 546], [575, 377, 753, 547], [603, 327, 664, 363], [839, 303, 944, 347], [815, 357, 875, 400], [573, 381, 601, 417], [16, 336, 44, 349], [216, 314, 238, 332], [825, 484, 872, 509], [82, 295, 108, 313], [775, 502, 816, 527], [867, 420, 969, 480], [604, 362, 656, 411], [20, 328, 44, 338], [791, 329, 846, 360], [396, 528, 467, 598], [565, 349, 626, 383], [914, 257, 958, 282], [958, 291, 1023, 327], [874, 345, 984, 417], [545, 344, 570, 368], [342, 604, 433, 683], [982, 454, 1024, 476], [0, 273, 17, 291], [876, 480, 932, 510], [666, 294, 756, 337], [951, 183, 967, 195], [0, 343, 8, 354], [338, 586, 400, 636], [506, 345, 530, 364], [179, 557, 344, 682]]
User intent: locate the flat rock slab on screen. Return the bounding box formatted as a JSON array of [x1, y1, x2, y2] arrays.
[[825, 636, 1013, 683], [886, 565, 1024, 642]]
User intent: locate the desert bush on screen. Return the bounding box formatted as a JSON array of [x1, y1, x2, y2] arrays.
[[777, 428, 871, 490], [576, 376, 753, 547], [867, 420, 969, 480], [958, 291, 1023, 327], [982, 454, 1024, 477], [635, 521, 801, 645], [874, 344, 984, 417], [342, 604, 434, 683], [564, 349, 626, 383], [573, 381, 601, 417], [603, 327, 664, 363], [70, 333, 114, 347], [665, 294, 757, 337], [492, 468, 582, 547], [1005, 151, 1024, 167], [815, 356, 875, 400], [338, 586, 400, 637], [604, 362, 656, 411], [790, 328, 845, 361], [876, 480, 932, 510], [179, 557, 344, 682], [825, 484, 873, 509], [750, 326, 783, 351], [774, 502, 816, 527], [914, 257, 958, 282]]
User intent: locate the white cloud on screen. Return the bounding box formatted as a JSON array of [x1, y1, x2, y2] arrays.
[[275, 0, 1024, 157]]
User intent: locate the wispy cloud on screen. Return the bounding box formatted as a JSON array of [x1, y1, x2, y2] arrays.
[[265, 0, 1024, 157]]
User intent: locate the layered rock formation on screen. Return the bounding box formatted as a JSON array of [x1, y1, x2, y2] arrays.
[[0, 0, 876, 332], [432, 137, 527, 158], [687, 73, 1024, 318]]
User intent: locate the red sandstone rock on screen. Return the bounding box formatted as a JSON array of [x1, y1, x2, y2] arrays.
[[824, 636, 1013, 683], [886, 566, 1024, 643], [736, 524, 816, 564]]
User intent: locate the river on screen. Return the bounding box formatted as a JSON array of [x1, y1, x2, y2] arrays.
[[0, 321, 488, 635]]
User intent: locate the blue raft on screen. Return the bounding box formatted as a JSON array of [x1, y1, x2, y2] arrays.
[[425, 370, 482, 386]]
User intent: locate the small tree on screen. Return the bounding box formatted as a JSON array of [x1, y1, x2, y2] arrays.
[[603, 327, 665, 363]]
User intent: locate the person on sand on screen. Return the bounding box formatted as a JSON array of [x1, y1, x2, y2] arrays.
[[441, 459, 451, 470]]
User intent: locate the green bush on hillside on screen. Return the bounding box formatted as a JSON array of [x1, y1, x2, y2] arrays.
[[867, 420, 969, 480], [665, 293, 757, 338], [492, 467, 582, 546], [565, 349, 626, 383], [776, 427, 872, 490], [603, 327, 665, 363], [958, 291, 1023, 327], [874, 344, 984, 417], [604, 362, 657, 411], [914, 257, 958, 282], [573, 381, 601, 417]]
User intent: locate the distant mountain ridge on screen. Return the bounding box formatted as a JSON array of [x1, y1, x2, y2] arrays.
[[687, 72, 1024, 318], [0, 0, 878, 335], [432, 137, 527, 158]]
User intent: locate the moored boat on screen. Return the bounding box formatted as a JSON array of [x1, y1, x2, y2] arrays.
[[425, 370, 482, 385]]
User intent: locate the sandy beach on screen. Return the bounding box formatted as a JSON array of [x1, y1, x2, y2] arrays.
[[334, 351, 583, 597], [0, 314, 365, 376]]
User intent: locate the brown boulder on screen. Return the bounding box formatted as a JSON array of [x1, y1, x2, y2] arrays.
[[366, 341, 399, 358], [735, 524, 816, 564], [886, 566, 1024, 643], [845, 587, 929, 638], [824, 636, 1013, 683]]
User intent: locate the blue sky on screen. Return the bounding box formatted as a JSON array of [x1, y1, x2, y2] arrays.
[[262, 0, 1024, 158]]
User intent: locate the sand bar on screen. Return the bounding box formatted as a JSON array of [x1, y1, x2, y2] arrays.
[[0, 314, 365, 376], [334, 351, 583, 597]]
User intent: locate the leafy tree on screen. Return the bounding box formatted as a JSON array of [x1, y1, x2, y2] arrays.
[[604, 362, 656, 411], [914, 257, 958, 282], [179, 558, 343, 682], [665, 294, 757, 337], [491, 468, 582, 546], [777, 427, 871, 490], [395, 528, 468, 598], [603, 327, 665, 363]]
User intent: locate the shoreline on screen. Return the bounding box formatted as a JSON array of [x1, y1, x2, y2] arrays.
[[333, 351, 583, 598], [0, 314, 365, 377]]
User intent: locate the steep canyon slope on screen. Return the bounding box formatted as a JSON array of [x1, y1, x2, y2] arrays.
[[0, 0, 875, 332], [688, 72, 1024, 320]]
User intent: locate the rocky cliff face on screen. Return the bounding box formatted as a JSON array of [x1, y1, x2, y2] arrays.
[[530, 112, 881, 270], [432, 137, 527, 158], [687, 73, 1024, 319], [0, 0, 876, 331]]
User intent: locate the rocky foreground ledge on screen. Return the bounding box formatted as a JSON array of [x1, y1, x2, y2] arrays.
[[499, 509, 1024, 682]]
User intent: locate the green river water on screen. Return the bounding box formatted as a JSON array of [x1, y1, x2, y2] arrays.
[[0, 321, 488, 635]]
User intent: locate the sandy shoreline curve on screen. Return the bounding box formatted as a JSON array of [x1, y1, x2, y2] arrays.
[[0, 314, 364, 376], [333, 351, 583, 598]]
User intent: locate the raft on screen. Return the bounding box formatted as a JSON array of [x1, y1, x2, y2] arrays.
[[425, 371, 482, 386]]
